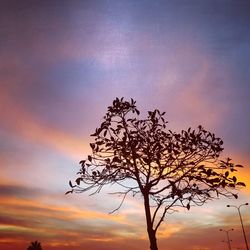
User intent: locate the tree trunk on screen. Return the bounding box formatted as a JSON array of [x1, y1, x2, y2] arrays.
[[147, 228, 158, 250], [144, 193, 158, 250]]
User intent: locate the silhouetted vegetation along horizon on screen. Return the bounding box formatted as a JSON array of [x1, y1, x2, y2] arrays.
[[67, 97, 245, 250], [27, 241, 42, 250]]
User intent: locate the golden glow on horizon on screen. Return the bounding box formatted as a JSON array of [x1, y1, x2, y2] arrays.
[[0, 196, 128, 225], [0, 225, 32, 232], [158, 225, 183, 239]]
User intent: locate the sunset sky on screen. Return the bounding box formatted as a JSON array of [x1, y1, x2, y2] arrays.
[[0, 1, 250, 250]]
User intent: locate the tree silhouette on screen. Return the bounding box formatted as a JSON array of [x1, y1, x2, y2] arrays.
[[67, 97, 245, 250], [26, 241, 42, 250]]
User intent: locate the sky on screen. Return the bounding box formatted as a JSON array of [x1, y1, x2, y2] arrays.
[[0, 0, 250, 249]]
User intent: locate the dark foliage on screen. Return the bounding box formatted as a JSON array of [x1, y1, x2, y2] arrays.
[[27, 241, 42, 250], [68, 97, 245, 250]]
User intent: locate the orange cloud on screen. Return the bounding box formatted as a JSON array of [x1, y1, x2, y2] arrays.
[[0, 191, 149, 250], [1, 181, 249, 250]]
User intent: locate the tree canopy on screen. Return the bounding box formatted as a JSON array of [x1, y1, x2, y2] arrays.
[[68, 97, 245, 250], [27, 241, 42, 250]]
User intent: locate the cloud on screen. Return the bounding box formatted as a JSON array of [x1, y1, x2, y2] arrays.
[[0, 185, 148, 250], [0, 183, 249, 250], [0, 87, 89, 160], [0, 184, 44, 198]]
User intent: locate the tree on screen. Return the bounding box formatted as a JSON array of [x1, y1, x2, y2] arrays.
[[67, 97, 245, 250], [27, 241, 42, 250]]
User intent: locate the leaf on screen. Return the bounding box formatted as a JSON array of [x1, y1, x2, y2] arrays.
[[79, 160, 85, 166], [233, 194, 238, 199], [198, 165, 205, 170], [237, 182, 246, 187], [104, 130, 107, 137], [210, 178, 220, 183], [76, 177, 82, 185], [235, 164, 244, 168], [90, 143, 95, 149], [225, 171, 229, 177], [230, 168, 237, 172], [232, 176, 237, 182], [90, 132, 97, 136], [112, 156, 121, 163], [65, 190, 73, 195], [207, 169, 212, 176], [221, 180, 226, 188]]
